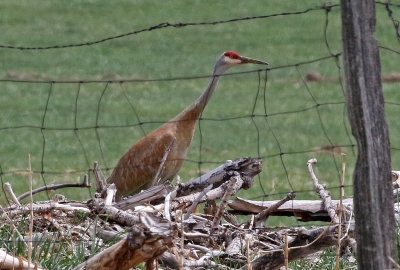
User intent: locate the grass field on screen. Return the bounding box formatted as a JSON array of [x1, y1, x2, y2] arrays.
[[0, 0, 400, 225]]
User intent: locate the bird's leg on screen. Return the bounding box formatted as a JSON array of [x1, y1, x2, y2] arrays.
[[150, 138, 176, 187]]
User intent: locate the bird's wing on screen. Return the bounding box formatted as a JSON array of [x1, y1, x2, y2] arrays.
[[108, 129, 177, 197]]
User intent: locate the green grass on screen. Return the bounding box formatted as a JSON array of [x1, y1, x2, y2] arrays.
[[0, 0, 399, 228], [289, 247, 357, 270], [0, 216, 119, 269]]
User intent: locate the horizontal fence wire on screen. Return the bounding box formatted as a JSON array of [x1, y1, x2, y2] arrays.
[[0, 3, 339, 51]]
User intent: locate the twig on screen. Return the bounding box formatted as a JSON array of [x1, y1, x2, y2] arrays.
[[17, 176, 90, 201], [151, 138, 175, 187], [4, 182, 21, 206], [251, 191, 296, 227], [335, 156, 345, 270], [164, 189, 176, 222], [307, 158, 338, 223], [104, 183, 116, 205], [3, 203, 90, 219], [28, 154, 34, 270], [184, 232, 210, 239], [212, 176, 239, 228], [184, 184, 212, 220], [248, 214, 255, 230], [180, 208, 184, 270], [341, 210, 353, 241], [94, 161, 107, 193], [284, 232, 289, 270], [0, 208, 28, 249], [246, 235, 252, 270]]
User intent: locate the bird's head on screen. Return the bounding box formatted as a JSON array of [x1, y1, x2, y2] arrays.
[[214, 51, 268, 75]]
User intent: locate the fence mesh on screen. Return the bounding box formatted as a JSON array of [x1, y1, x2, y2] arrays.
[[0, 1, 400, 267]]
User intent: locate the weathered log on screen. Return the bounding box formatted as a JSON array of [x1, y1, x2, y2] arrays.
[[228, 197, 353, 222]]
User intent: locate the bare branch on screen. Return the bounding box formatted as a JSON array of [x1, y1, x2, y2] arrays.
[[151, 138, 175, 187], [17, 175, 90, 201], [94, 161, 107, 193], [251, 191, 296, 227], [4, 182, 21, 206], [184, 184, 212, 220], [307, 158, 338, 223], [212, 176, 239, 228], [104, 183, 116, 206]]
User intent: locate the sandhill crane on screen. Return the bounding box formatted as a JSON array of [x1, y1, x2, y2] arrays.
[[107, 51, 268, 200]]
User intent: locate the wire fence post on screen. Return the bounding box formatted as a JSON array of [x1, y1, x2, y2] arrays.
[[341, 0, 398, 268]]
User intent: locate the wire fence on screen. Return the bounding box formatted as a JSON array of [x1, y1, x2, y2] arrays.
[[0, 1, 400, 262], [1, 2, 398, 200]]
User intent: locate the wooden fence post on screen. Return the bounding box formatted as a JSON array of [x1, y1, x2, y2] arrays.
[[340, 0, 398, 268]]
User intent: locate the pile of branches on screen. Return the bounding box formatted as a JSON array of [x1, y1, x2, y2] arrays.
[[5, 157, 400, 270]]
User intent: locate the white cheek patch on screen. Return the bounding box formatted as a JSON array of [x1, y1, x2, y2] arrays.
[[225, 57, 241, 65]]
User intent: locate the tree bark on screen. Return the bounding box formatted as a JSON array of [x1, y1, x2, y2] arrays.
[[341, 0, 398, 268]]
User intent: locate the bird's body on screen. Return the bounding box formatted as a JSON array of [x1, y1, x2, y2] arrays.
[[107, 51, 268, 200]]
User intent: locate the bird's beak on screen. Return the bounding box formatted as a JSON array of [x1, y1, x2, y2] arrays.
[[240, 56, 269, 65]]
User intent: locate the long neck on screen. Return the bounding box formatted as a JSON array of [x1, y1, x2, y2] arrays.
[[172, 63, 228, 122]]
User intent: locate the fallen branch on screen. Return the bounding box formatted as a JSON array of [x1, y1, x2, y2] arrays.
[[4, 182, 20, 206], [115, 184, 172, 210], [104, 183, 117, 206], [17, 175, 90, 201], [88, 198, 140, 226], [73, 214, 175, 270], [307, 158, 339, 223], [242, 225, 339, 270], [177, 157, 262, 197], [250, 191, 296, 227], [2, 202, 90, 219], [0, 248, 45, 270], [184, 184, 212, 220], [212, 175, 240, 228], [94, 161, 107, 193], [229, 197, 353, 222]]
